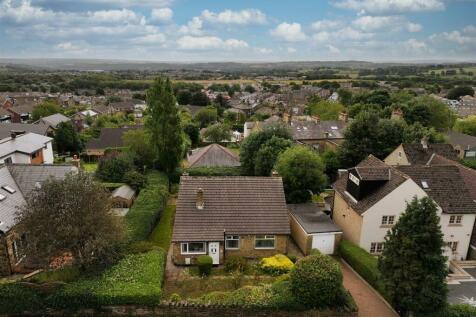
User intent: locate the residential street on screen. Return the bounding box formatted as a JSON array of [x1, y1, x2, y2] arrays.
[[340, 260, 398, 317]]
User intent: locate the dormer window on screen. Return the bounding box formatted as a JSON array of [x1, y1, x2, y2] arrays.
[[2, 185, 15, 194], [421, 181, 429, 189], [0, 194, 6, 201]]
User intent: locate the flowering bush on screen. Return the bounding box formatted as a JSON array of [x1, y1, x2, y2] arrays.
[[260, 254, 294, 275]]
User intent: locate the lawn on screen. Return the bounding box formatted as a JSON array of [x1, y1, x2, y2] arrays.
[[148, 201, 176, 251], [82, 162, 98, 173]]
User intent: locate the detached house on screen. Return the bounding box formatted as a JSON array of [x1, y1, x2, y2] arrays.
[[0, 164, 77, 276], [332, 155, 476, 260], [384, 141, 459, 166], [187, 144, 240, 168], [172, 176, 290, 265], [0, 132, 54, 165]]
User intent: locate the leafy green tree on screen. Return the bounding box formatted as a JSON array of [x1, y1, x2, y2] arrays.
[[254, 136, 293, 176], [244, 85, 256, 93], [275, 146, 327, 203], [190, 91, 210, 106], [321, 150, 341, 182], [240, 124, 292, 175], [403, 122, 446, 143], [16, 172, 124, 270], [203, 123, 231, 143], [194, 106, 218, 128], [96, 152, 134, 183], [454, 115, 476, 136], [123, 170, 147, 190], [176, 90, 192, 105], [54, 122, 83, 154], [405, 96, 455, 131], [348, 103, 382, 118], [122, 129, 156, 170], [306, 100, 345, 120], [146, 77, 184, 174], [32, 100, 62, 121], [447, 86, 474, 100], [183, 123, 200, 147], [337, 88, 352, 106], [378, 197, 448, 317]]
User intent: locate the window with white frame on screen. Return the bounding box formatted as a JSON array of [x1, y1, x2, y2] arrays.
[[180, 242, 206, 254], [255, 235, 276, 249], [449, 215, 463, 225], [370, 242, 385, 254], [447, 241, 459, 253], [381, 215, 395, 226], [225, 235, 240, 250]]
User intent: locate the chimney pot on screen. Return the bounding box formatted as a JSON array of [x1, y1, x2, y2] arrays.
[[421, 137, 429, 150], [196, 188, 205, 210], [339, 111, 349, 123]]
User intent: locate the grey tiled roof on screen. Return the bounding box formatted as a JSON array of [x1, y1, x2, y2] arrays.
[[172, 176, 290, 242], [288, 204, 341, 234], [290, 120, 347, 141], [187, 144, 240, 168], [39, 113, 70, 128], [402, 143, 459, 164], [396, 165, 476, 215], [0, 123, 50, 139], [446, 131, 476, 151], [0, 164, 75, 233], [0, 133, 52, 157], [85, 126, 142, 150]]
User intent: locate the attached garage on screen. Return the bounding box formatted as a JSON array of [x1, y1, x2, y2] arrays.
[[288, 204, 342, 255]]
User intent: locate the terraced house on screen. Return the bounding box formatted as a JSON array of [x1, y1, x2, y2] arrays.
[[172, 176, 290, 265]]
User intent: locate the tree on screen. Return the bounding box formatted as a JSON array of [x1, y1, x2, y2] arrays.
[[190, 91, 210, 106], [244, 85, 256, 93], [194, 106, 218, 128], [239, 124, 292, 175], [203, 123, 231, 143], [183, 123, 200, 147], [146, 77, 184, 175], [15, 173, 124, 270], [321, 150, 341, 182], [54, 122, 82, 154], [337, 88, 352, 106], [378, 197, 448, 316], [96, 152, 134, 182], [405, 96, 455, 131], [176, 90, 192, 105], [254, 136, 293, 176], [32, 101, 62, 121], [275, 146, 327, 203], [447, 86, 474, 100], [122, 129, 156, 170], [454, 115, 476, 136], [306, 100, 345, 120]]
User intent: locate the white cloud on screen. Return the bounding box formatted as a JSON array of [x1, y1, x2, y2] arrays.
[[311, 19, 342, 31], [353, 15, 421, 32], [179, 17, 203, 35], [177, 36, 248, 50], [327, 44, 341, 54], [89, 9, 141, 24], [429, 30, 475, 45], [201, 9, 266, 25], [407, 22, 422, 32], [334, 0, 445, 14], [151, 8, 173, 23], [270, 22, 306, 42], [256, 47, 272, 54], [287, 47, 297, 53], [403, 38, 427, 51], [132, 33, 166, 45], [56, 42, 80, 50]]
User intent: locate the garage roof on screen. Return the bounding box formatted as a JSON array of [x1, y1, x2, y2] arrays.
[[288, 203, 341, 234]]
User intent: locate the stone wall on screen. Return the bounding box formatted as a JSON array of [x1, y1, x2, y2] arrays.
[[12, 304, 358, 317]]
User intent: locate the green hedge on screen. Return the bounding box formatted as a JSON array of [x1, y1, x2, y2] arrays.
[[0, 250, 166, 313], [124, 172, 168, 242], [338, 240, 386, 296], [434, 304, 476, 317], [185, 166, 243, 176]]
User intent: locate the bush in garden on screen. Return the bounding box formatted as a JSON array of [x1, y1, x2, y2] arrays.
[[123, 170, 147, 190], [290, 253, 343, 308], [197, 255, 213, 276], [224, 255, 248, 273], [96, 152, 134, 182], [260, 254, 294, 275], [169, 293, 182, 303], [287, 255, 297, 263]]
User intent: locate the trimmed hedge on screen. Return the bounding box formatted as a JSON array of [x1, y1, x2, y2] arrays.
[[445, 304, 476, 317], [0, 250, 166, 313], [338, 240, 386, 296], [185, 166, 243, 176], [260, 254, 294, 275], [124, 172, 168, 242], [197, 255, 213, 276]]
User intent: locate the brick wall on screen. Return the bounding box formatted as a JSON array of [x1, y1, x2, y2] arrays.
[[172, 235, 289, 265]]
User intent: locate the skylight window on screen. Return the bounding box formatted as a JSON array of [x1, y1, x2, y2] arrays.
[[2, 185, 15, 194], [0, 194, 6, 201], [331, 126, 338, 130], [421, 181, 429, 189]]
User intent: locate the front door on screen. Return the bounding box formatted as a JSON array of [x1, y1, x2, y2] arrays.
[[208, 242, 220, 265]]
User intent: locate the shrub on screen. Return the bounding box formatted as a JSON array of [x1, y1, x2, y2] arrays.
[[224, 255, 248, 273], [260, 254, 294, 275], [290, 253, 343, 308], [197, 255, 213, 276], [124, 172, 168, 242], [127, 241, 158, 254], [445, 304, 476, 317], [0, 283, 45, 314], [287, 255, 297, 263], [123, 170, 147, 190], [96, 152, 134, 183], [338, 240, 385, 296], [169, 293, 182, 303], [185, 166, 243, 176]]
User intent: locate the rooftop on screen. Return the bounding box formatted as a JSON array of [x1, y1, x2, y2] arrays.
[[187, 144, 240, 168], [288, 203, 341, 234]]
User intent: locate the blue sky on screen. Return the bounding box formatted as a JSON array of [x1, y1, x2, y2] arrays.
[[0, 0, 475, 61]]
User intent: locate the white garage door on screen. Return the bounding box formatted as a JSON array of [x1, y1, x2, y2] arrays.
[[311, 233, 335, 255]]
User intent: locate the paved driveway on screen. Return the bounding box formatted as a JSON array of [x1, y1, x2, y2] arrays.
[[448, 267, 476, 305], [339, 260, 399, 317]]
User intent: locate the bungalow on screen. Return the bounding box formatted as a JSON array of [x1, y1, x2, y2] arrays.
[[288, 203, 342, 255], [187, 144, 240, 168], [0, 164, 78, 276], [172, 176, 290, 265], [85, 126, 142, 157], [0, 132, 54, 164], [36, 113, 71, 130], [446, 131, 476, 159], [332, 155, 476, 260]]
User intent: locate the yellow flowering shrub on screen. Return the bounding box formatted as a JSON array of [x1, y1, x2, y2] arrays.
[[260, 254, 294, 275]]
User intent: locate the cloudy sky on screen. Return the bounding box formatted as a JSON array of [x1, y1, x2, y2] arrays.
[[0, 0, 475, 62]]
